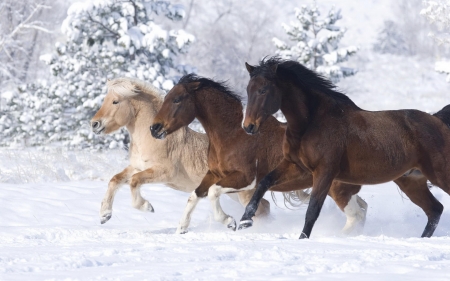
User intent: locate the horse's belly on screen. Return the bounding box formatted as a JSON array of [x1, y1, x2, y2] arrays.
[[336, 164, 414, 185]]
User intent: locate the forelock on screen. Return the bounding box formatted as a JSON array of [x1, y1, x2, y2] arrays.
[[107, 78, 138, 98]]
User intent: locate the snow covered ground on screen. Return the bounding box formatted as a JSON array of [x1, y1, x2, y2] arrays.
[[1, 149, 450, 280]]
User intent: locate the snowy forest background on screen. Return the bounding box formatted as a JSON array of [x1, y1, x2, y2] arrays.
[[2, 2, 450, 278], [1, 0, 450, 150]]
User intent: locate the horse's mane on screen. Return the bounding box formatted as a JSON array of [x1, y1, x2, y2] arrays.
[[178, 73, 242, 103], [106, 77, 164, 100], [254, 57, 359, 108]]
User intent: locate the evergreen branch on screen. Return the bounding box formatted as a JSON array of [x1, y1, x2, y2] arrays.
[[128, 0, 139, 25], [86, 13, 120, 38]]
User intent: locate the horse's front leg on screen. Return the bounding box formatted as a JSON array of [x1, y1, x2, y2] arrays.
[[208, 184, 239, 231], [100, 165, 135, 224], [177, 171, 218, 234], [129, 166, 170, 213], [300, 168, 337, 239], [238, 159, 300, 230]]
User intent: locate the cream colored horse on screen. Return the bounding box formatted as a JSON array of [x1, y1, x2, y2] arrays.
[[90, 77, 276, 225]]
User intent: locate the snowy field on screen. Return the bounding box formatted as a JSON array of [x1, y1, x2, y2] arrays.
[[1, 149, 450, 280]]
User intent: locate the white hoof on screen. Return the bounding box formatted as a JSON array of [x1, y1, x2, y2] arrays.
[[138, 201, 154, 213], [176, 226, 188, 234], [227, 217, 237, 231], [100, 202, 113, 224]]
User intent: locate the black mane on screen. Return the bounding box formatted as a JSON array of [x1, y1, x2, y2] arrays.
[[253, 57, 359, 108], [178, 73, 241, 103]]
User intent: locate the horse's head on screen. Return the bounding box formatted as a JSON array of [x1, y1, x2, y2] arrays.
[[243, 60, 282, 135], [91, 80, 136, 135], [150, 82, 198, 139]]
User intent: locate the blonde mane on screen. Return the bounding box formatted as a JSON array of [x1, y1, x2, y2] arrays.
[[106, 77, 165, 101]]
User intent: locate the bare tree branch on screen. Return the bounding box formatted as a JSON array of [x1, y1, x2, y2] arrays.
[[0, 4, 51, 53]]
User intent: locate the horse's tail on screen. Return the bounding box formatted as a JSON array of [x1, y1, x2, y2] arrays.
[[433, 104, 450, 128], [271, 189, 311, 209]]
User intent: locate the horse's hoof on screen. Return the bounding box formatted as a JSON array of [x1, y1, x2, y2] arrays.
[[299, 232, 309, 239], [176, 227, 188, 234], [140, 201, 155, 213], [238, 219, 253, 230], [100, 213, 112, 224], [227, 219, 237, 231]]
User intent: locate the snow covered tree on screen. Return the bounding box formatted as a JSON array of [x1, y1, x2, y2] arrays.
[[2, 0, 194, 148], [273, 4, 358, 83], [0, 2, 51, 88], [373, 20, 410, 55], [421, 0, 450, 82]]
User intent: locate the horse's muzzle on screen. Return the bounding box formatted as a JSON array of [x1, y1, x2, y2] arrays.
[[91, 120, 105, 134], [150, 123, 167, 139], [243, 123, 258, 135]]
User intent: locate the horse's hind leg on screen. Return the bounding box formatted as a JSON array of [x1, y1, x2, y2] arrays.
[[394, 174, 443, 237], [328, 182, 366, 235], [237, 189, 270, 217], [129, 166, 170, 213]]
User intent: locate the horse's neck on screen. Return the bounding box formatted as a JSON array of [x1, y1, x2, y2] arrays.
[[126, 96, 161, 145], [280, 84, 315, 136], [194, 89, 243, 142], [180, 128, 209, 176]]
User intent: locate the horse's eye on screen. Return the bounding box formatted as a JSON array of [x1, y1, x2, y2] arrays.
[[113, 100, 119, 105], [260, 89, 267, 95], [173, 97, 182, 104]]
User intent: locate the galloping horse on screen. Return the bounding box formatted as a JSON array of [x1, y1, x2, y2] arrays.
[[239, 57, 450, 238], [90, 77, 271, 224], [150, 74, 369, 234]]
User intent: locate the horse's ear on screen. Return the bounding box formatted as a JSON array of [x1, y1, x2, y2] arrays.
[[270, 63, 278, 74], [187, 81, 200, 92], [245, 62, 255, 74]]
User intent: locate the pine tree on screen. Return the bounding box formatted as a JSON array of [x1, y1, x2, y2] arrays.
[[273, 4, 358, 83], [373, 20, 410, 55], [421, 0, 450, 82], [1, 0, 194, 148]]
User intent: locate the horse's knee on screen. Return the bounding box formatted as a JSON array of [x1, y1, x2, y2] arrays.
[[130, 176, 141, 189], [207, 186, 220, 200], [109, 175, 122, 187]]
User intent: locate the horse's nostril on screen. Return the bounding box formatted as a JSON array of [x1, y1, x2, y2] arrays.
[[150, 123, 162, 134], [244, 123, 255, 134], [92, 121, 100, 129]]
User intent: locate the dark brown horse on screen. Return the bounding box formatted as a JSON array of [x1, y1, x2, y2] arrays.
[[239, 57, 449, 239], [150, 74, 368, 234]]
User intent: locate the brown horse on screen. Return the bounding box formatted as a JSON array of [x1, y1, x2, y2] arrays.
[[151, 74, 369, 234], [239, 57, 449, 239]]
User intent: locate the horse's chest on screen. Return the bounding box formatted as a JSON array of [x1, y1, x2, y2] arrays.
[[129, 145, 155, 171], [283, 136, 314, 171]]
